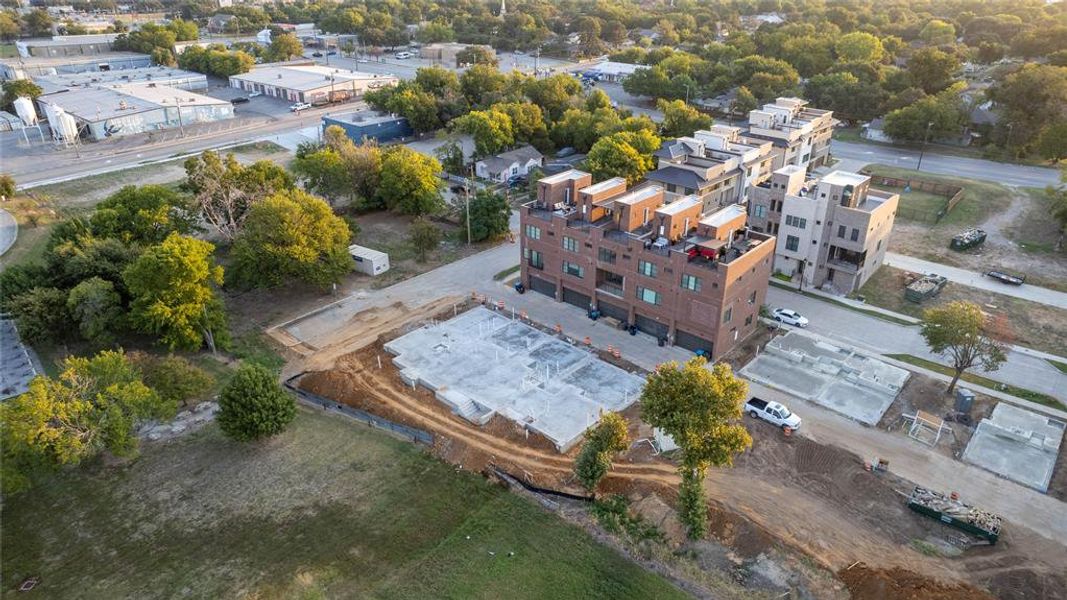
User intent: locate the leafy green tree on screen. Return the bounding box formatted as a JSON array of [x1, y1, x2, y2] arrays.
[[0, 11, 20, 41], [435, 140, 465, 175], [1, 79, 43, 112], [230, 190, 352, 289], [409, 217, 442, 262], [641, 358, 752, 539], [834, 31, 885, 63], [462, 190, 510, 242], [1037, 122, 1067, 162], [459, 64, 507, 107], [907, 47, 960, 95], [0, 350, 172, 493], [8, 287, 71, 344], [416, 20, 455, 43], [183, 151, 294, 241], [658, 99, 712, 138], [803, 72, 887, 122], [378, 146, 444, 215], [66, 277, 124, 346], [291, 147, 349, 205], [455, 45, 498, 68], [586, 130, 661, 185], [23, 9, 52, 37], [0, 264, 50, 311], [574, 412, 629, 491], [920, 19, 956, 45], [883, 86, 966, 143], [382, 84, 442, 133], [46, 234, 139, 291], [216, 363, 295, 442], [0, 173, 14, 199], [415, 66, 461, 97], [265, 32, 302, 61], [731, 86, 758, 115], [124, 233, 229, 352], [989, 65, 1067, 146], [453, 109, 514, 157], [136, 354, 214, 407], [90, 185, 195, 244], [524, 74, 583, 120], [920, 301, 1008, 393], [496, 101, 551, 151], [585, 89, 613, 112]]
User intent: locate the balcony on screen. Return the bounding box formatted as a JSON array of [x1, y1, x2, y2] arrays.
[[596, 282, 625, 298], [826, 258, 862, 273]]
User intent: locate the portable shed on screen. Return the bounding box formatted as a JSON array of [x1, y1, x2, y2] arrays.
[[349, 244, 390, 276]]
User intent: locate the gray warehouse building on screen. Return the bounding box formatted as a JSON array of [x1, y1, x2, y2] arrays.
[[38, 84, 234, 142], [228, 65, 399, 104], [0, 51, 152, 80]]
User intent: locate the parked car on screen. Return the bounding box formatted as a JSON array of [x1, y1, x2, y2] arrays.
[[556, 147, 577, 158], [507, 175, 527, 188], [311, 52, 323, 57], [289, 102, 312, 112], [248, 91, 261, 98], [745, 397, 802, 430], [230, 96, 249, 104], [327, 50, 337, 55], [514, 49, 526, 55], [772, 308, 809, 327], [985, 270, 1025, 286], [356, 57, 370, 63], [395, 51, 413, 59]]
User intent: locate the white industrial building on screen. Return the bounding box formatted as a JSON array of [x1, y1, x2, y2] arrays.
[[34, 66, 209, 94], [37, 84, 234, 142], [0, 51, 152, 80], [228, 65, 399, 104]]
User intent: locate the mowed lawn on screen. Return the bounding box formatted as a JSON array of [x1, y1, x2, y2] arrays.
[[2, 409, 687, 600]]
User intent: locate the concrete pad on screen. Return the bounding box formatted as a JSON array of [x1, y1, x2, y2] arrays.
[[384, 307, 646, 451], [962, 403, 1065, 492], [739, 330, 908, 425]]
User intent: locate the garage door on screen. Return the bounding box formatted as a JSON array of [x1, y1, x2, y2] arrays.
[[675, 329, 713, 356], [634, 314, 669, 339], [529, 275, 556, 298], [597, 299, 629, 323], [562, 287, 591, 311]]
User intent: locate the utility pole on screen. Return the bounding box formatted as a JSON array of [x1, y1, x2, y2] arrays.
[[465, 165, 473, 245], [175, 97, 185, 138], [916, 120, 933, 171]]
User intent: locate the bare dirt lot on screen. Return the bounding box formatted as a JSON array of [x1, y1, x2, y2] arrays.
[[879, 374, 997, 459], [298, 315, 1067, 600]]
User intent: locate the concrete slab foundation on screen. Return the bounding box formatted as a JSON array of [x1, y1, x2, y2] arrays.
[[962, 402, 1065, 492], [383, 307, 646, 451], [739, 330, 909, 425]]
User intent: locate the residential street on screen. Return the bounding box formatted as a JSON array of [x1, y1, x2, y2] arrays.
[[883, 252, 1067, 310]]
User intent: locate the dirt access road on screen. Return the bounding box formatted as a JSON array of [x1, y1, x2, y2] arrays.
[[298, 330, 1066, 600]]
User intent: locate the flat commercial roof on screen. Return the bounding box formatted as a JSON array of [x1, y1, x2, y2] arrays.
[[540, 169, 587, 184], [611, 185, 662, 206], [700, 203, 747, 227], [579, 177, 626, 196], [40, 84, 228, 122], [656, 194, 702, 216], [328, 110, 404, 125], [231, 65, 397, 91], [0, 50, 149, 69], [34, 66, 206, 93], [821, 170, 869, 187]]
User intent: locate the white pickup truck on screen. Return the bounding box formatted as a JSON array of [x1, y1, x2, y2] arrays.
[[744, 397, 802, 431]]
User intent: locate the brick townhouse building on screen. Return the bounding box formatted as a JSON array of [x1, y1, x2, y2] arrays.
[[519, 169, 775, 360]]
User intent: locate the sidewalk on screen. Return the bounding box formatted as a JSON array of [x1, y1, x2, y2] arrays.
[[884, 252, 1067, 310]]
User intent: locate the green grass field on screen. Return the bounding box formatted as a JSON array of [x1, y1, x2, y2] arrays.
[[2, 409, 688, 600]]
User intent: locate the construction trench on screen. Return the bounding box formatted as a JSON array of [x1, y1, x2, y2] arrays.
[[288, 299, 1067, 600]]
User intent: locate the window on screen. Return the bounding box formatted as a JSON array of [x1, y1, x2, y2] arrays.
[[785, 215, 806, 229], [636, 286, 661, 305], [753, 204, 767, 218], [562, 236, 578, 252], [745, 314, 753, 326], [748, 290, 756, 304], [785, 235, 799, 252], [680, 274, 701, 291], [524, 224, 541, 240], [722, 307, 732, 323], [850, 228, 860, 242], [523, 248, 543, 269], [598, 247, 617, 263], [837, 225, 846, 238], [637, 260, 657, 277], [877, 239, 882, 251], [562, 261, 584, 278]]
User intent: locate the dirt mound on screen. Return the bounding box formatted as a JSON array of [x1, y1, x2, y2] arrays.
[[839, 564, 994, 600]]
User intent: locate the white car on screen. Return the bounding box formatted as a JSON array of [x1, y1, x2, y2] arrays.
[[772, 308, 808, 327], [356, 57, 370, 63], [745, 397, 802, 430], [289, 102, 312, 112], [395, 51, 413, 59], [248, 91, 262, 98]]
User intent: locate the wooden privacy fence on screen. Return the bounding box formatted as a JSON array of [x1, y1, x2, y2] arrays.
[[864, 174, 965, 224]]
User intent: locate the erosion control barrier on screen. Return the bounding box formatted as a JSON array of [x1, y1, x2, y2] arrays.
[[284, 373, 434, 446], [489, 466, 594, 503]]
